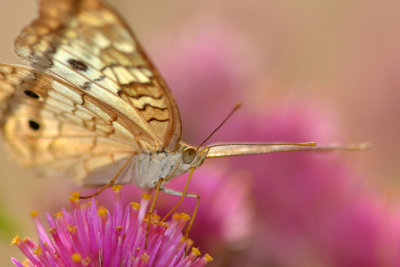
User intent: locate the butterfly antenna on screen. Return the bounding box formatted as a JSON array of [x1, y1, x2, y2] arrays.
[[197, 102, 242, 150]]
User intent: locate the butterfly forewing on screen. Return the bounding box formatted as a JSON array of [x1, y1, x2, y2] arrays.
[[0, 64, 135, 184], [14, 0, 182, 152]]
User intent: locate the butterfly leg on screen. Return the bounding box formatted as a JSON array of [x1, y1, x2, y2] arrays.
[[80, 155, 134, 199], [160, 187, 200, 238], [145, 177, 164, 249], [160, 186, 200, 254], [161, 168, 195, 222]]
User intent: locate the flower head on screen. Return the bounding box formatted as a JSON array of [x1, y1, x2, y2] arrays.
[[88, 166, 254, 257], [11, 186, 212, 267]]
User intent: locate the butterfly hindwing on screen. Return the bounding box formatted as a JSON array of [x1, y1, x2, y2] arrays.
[[0, 64, 135, 184], [14, 0, 182, 152]]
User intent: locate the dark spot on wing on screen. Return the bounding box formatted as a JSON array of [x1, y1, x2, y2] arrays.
[[28, 120, 40, 130], [67, 59, 88, 72], [94, 75, 106, 82], [81, 81, 92, 90], [24, 90, 39, 99]]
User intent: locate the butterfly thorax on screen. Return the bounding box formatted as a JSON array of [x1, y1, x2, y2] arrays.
[[133, 142, 208, 190]]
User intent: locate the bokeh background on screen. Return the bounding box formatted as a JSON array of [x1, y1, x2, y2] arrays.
[[0, 0, 399, 266]]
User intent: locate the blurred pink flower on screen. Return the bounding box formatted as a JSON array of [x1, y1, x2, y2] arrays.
[[210, 103, 400, 266], [148, 21, 400, 266], [11, 186, 212, 267], [151, 24, 256, 143]]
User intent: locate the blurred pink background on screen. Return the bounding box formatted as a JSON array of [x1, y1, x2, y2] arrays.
[[1, 0, 400, 266]]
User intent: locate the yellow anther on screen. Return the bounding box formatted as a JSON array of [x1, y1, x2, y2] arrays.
[[69, 192, 80, 202], [112, 184, 122, 192], [11, 235, 20, 246], [159, 221, 168, 228], [82, 256, 91, 266], [180, 212, 190, 221], [191, 247, 201, 257], [151, 213, 160, 221], [141, 252, 150, 263], [130, 202, 141, 210], [144, 213, 160, 223], [172, 212, 190, 221], [142, 193, 152, 199], [71, 192, 80, 198], [22, 258, 30, 266], [72, 253, 81, 263], [67, 225, 77, 234], [53, 211, 63, 218], [49, 227, 56, 235], [97, 207, 108, 217], [186, 238, 194, 248], [30, 210, 39, 218], [33, 245, 42, 255], [204, 254, 214, 262]]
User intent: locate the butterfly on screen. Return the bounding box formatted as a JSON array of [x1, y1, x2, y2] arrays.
[[0, 0, 366, 199]]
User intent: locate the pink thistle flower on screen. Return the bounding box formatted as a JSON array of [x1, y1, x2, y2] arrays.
[[11, 186, 213, 267], [84, 166, 254, 257]]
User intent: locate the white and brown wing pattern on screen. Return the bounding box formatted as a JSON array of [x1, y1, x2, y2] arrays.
[[0, 0, 368, 190], [0, 64, 137, 185], [14, 0, 182, 152]]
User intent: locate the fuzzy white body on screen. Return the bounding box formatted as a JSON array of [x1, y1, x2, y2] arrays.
[[133, 144, 208, 189]]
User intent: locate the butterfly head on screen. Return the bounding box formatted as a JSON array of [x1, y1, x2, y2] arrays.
[[178, 144, 209, 170]]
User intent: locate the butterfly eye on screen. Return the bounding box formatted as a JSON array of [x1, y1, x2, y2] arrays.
[[182, 147, 196, 164]]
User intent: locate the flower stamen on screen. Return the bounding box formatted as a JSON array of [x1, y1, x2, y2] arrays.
[[71, 253, 81, 263]]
